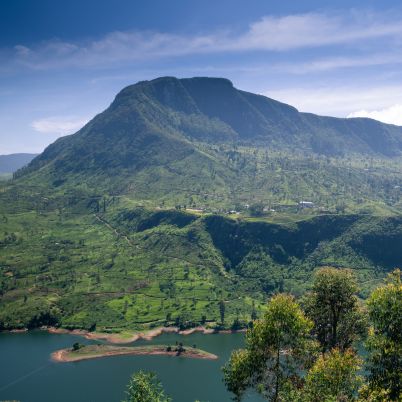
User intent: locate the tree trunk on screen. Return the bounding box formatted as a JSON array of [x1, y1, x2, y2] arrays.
[[331, 306, 339, 349], [274, 344, 280, 401]]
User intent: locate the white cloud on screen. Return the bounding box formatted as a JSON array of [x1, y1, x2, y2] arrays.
[[265, 85, 402, 117], [276, 53, 402, 74], [347, 104, 402, 126], [8, 11, 402, 70], [234, 12, 402, 51], [31, 116, 90, 135], [14, 45, 31, 57]]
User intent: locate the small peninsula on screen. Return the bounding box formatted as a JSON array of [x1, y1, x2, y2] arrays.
[[51, 344, 218, 363]]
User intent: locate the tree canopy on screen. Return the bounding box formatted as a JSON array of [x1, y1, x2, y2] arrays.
[[301, 348, 362, 402], [304, 267, 367, 352], [223, 294, 317, 401], [364, 269, 402, 400], [123, 371, 171, 402]]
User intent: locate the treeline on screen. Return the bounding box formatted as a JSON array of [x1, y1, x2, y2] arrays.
[[123, 267, 401, 401]]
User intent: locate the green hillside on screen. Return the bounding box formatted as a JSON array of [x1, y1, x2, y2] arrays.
[[11, 144, 402, 214], [1, 201, 401, 331], [1, 76, 402, 332]]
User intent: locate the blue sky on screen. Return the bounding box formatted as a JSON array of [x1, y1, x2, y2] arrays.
[[2, 0, 402, 154]]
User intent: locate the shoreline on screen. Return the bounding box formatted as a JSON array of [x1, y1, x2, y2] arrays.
[[1, 325, 246, 344], [45, 325, 246, 344], [51, 344, 218, 363]]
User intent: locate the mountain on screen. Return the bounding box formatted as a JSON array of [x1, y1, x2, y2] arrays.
[[12, 77, 402, 211], [22, 76, 402, 171], [0, 153, 38, 174]]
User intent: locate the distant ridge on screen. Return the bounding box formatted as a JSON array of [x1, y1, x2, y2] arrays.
[[0, 153, 38, 173]]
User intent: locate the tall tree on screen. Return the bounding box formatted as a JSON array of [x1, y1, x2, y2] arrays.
[[364, 269, 402, 401], [123, 371, 171, 402], [219, 299, 226, 325], [304, 267, 367, 352], [223, 294, 317, 401]]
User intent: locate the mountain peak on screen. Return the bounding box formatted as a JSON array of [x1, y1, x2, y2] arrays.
[[116, 76, 234, 98], [147, 76, 234, 87]]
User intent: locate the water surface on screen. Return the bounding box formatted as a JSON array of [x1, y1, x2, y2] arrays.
[[0, 331, 263, 402]]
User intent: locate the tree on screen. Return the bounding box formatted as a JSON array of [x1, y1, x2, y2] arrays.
[[219, 300, 226, 325], [123, 371, 171, 402], [175, 342, 185, 355], [223, 294, 317, 401], [72, 342, 83, 351], [301, 348, 362, 402], [251, 300, 258, 321], [304, 267, 367, 352], [249, 203, 265, 217], [364, 269, 402, 400]]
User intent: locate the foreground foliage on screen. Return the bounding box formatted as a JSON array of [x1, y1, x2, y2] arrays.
[[222, 269, 401, 402], [300, 349, 362, 402], [304, 267, 367, 352], [364, 269, 402, 400], [123, 371, 171, 402], [223, 294, 317, 401]]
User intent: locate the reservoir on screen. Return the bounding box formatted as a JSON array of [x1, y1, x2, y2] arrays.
[[0, 331, 263, 402]]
